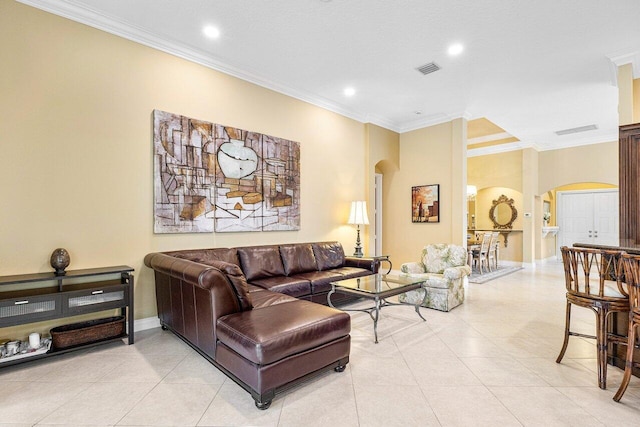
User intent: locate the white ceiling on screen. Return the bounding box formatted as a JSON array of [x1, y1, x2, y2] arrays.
[[22, 0, 640, 152]]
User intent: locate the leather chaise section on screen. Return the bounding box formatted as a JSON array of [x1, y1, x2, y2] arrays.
[[216, 299, 350, 365]]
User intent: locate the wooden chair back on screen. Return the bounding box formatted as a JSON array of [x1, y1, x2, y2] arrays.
[[622, 253, 640, 314], [560, 246, 627, 300], [479, 232, 492, 253], [613, 252, 640, 401], [491, 231, 499, 246]]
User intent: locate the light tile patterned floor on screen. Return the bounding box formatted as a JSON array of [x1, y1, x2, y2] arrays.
[[1, 262, 640, 426]]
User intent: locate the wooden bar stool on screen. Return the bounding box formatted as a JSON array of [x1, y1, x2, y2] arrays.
[[614, 252, 640, 402], [556, 247, 629, 389]]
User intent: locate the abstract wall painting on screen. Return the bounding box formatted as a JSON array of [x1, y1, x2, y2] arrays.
[[411, 184, 440, 223], [153, 110, 300, 233]]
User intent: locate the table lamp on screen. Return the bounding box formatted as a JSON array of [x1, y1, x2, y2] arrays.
[[348, 201, 369, 257]]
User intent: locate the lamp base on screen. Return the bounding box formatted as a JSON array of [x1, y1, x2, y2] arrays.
[[353, 226, 364, 258]]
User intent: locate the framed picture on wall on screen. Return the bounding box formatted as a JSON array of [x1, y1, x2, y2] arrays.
[[412, 184, 440, 223]]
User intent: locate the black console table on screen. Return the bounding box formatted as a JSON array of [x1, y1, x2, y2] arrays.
[[0, 266, 134, 367]]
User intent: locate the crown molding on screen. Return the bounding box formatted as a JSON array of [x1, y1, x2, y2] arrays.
[[362, 114, 402, 133], [398, 110, 471, 133], [19, 0, 402, 129]]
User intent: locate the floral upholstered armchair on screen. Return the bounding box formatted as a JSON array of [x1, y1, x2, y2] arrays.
[[398, 243, 471, 312]]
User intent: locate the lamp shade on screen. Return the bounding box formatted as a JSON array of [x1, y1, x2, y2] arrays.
[[466, 185, 477, 197], [347, 201, 369, 225]]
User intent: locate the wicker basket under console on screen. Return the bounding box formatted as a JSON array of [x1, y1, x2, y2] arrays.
[[50, 316, 125, 349]]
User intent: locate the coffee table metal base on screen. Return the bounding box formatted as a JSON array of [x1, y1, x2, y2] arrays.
[[327, 288, 427, 343]]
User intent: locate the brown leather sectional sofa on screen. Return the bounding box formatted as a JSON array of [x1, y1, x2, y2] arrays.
[[144, 241, 379, 409]]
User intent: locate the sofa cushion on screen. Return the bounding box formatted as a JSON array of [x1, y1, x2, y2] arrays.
[[168, 248, 240, 267], [249, 289, 299, 308], [237, 245, 285, 281], [293, 271, 345, 294], [217, 299, 350, 365], [312, 242, 345, 271], [330, 266, 372, 280], [279, 244, 318, 275], [249, 276, 311, 297]]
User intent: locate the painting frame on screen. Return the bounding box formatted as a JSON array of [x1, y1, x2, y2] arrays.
[[411, 184, 440, 223]]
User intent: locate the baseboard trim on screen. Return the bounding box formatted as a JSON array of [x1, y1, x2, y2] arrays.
[[128, 316, 161, 333], [497, 260, 525, 268]]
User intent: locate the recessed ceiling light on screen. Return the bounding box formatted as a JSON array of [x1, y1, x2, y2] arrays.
[[448, 43, 464, 56], [343, 87, 356, 97], [203, 25, 220, 39]]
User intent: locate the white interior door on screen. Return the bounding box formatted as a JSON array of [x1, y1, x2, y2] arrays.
[[558, 190, 619, 252], [559, 192, 593, 249], [592, 191, 619, 245]]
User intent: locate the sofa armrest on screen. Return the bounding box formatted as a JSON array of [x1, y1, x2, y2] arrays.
[[400, 262, 426, 274], [144, 252, 217, 288], [344, 257, 380, 273], [144, 252, 253, 311], [443, 265, 472, 280]]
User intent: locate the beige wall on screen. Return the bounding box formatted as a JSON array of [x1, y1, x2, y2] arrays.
[[555, 182, 617, 191], [538, 142, 618, 193], [619, 64, 634, 125], [0, 3, 369, 339], [384, 120, 466, 265], [635, 77, 640, 123], [468, 150, 523, 192]]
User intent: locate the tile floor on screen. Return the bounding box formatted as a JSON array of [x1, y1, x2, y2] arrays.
[[2, 262, 640, 426]]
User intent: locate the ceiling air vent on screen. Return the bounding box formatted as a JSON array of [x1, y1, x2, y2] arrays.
[[416, 62, 440, 75], [555, 124, 598, 136]]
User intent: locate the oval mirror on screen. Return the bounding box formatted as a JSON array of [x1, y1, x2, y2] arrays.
[[489, 195, 517, 229]]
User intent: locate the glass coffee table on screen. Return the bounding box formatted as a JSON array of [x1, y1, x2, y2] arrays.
[[328, 274, 427, 343]]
